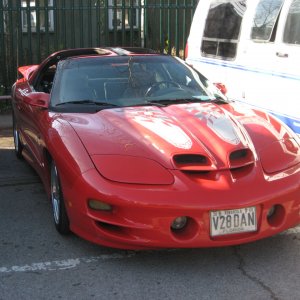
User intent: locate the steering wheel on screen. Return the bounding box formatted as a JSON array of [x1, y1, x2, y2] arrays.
[[145, 81, 181, 97]]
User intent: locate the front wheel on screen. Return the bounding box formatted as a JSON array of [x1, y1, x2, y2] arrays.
[[12, 114, 23, 159], [50, 161, 70, 235]]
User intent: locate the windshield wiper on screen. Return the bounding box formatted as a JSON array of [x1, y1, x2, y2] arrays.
[[145, 98, 192, 106], [145, 97, 229, 107], [210, 96, 229, 104], [56, 100, 119, 107]]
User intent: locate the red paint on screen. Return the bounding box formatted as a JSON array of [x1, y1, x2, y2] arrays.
[[11, 48, 300, 249]]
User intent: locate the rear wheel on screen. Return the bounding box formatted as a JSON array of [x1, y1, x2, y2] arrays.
[[13, 114, 23, 159], [50, 161, 70, 234]]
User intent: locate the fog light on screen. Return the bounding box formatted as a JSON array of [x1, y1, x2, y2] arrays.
[[267, 206, 276, 219], [267, 205, 285, 227], [171, 216, 188, 230], [88, 199, 112, 211]]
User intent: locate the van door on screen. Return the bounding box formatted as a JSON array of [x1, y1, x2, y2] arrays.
[[272, 0, 300, 132], [239, 0, 285, 109], [238, 0, 300, 133]]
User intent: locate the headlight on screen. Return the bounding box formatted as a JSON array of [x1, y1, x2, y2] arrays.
[[259, 138, 300, 174], [91, 155, 174, 185], [171, 216, 188, 230]]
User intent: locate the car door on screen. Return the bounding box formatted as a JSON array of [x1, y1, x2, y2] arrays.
[[14, 79, 36, 157], [15, 68, 51, 173]]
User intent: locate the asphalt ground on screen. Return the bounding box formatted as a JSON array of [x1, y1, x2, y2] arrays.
[[0, 112, 299, 300], [0, 113, 40, 187]]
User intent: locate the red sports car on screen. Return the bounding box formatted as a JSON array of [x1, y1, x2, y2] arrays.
[[12, 47, 300, 249]]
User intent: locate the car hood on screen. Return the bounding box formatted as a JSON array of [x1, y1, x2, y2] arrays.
[[61, 102, 300, 172]]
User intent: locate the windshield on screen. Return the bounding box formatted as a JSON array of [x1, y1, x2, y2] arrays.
[[50, 55, 227, 110]]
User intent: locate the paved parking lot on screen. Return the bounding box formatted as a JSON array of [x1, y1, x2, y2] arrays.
[[0, 113, 299, 300]]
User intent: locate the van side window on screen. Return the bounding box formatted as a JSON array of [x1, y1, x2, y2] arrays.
[[251, 0, 284, 41], [201, 0, 247, 60], [283, 0, 300, 44]]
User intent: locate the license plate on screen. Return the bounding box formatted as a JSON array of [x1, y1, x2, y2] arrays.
[[210, 206, 257, 237]]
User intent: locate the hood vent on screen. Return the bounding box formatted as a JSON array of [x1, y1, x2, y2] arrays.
[[173, 150, 255, 173], [173, 154, 215, 171], [229, 148, 254, 169], [174, 154, 208, 165]]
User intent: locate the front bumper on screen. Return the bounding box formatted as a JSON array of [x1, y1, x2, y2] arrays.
[[63, 166, 300, 250]]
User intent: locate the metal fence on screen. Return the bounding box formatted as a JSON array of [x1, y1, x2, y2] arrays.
[[0, 0, 197, 93]]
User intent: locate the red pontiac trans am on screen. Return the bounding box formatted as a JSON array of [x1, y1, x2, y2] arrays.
[[12, 47, 300, 249]]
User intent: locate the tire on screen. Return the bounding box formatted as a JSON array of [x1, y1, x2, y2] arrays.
[[12, 114, 23, 159], [50, 161, 70, 235]]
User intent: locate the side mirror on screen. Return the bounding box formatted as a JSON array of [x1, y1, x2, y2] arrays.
[[23, 92, 50, 108], [214, 83, 227, 95]]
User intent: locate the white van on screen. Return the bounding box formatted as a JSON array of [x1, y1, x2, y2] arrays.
[[186, 0, 300, 135]]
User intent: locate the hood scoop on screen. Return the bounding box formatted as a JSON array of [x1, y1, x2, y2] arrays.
[[173, 148, 255, 172], [229, 148, 255, 169], [173, 154, 216, 171]]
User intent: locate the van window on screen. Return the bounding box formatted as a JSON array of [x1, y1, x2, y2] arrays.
[[251, 0, 284, 41], [283, 0, 300, 44], [201, 0, 247, 60]]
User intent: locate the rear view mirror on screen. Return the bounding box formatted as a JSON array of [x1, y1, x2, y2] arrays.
[[214, 83, 227, 95]]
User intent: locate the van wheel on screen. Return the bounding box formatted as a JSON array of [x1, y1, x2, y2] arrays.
[[13, 114, 23, 159], [50, 161, 70, 235]]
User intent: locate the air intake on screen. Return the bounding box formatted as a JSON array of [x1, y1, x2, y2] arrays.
[[173, 154, 214, 172], [174, 154, 208, 165], [229, 148, 254, 169]]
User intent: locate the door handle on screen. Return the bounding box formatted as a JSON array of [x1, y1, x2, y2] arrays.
[[276, 52, 288, 58]]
